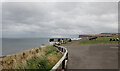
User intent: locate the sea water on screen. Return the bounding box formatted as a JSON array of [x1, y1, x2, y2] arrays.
[[2, 38, 49, 56]]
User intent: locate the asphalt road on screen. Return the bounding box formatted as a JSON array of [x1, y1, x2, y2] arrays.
[[63, 41, 118, 69]]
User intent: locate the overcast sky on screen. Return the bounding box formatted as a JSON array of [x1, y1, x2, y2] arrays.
[[2, 2, 118, 38]]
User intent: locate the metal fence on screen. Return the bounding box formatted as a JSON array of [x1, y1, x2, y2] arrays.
[[51, 45, 68, 71]]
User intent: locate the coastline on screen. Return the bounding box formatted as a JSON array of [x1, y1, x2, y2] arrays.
[[0, 44, 49, 58]]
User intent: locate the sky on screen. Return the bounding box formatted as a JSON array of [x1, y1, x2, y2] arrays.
[[1, 0, 119, 2], [2, 2, 118, 38]]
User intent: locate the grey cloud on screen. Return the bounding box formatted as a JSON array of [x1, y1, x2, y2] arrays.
[[2, 2, 118, 38]]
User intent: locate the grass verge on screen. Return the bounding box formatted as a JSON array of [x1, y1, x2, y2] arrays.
[[1, 45, 62, 70], [77, 36, 119, 45]]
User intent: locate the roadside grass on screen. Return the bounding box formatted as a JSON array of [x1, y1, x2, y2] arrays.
[[1, 45, 62, 70], [77, 36, 119, 44]]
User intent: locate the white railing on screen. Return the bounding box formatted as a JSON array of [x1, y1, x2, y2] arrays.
[[51, 45, 68, 71]]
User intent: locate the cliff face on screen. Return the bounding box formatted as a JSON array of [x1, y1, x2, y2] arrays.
[[0, 45, 62, 70]]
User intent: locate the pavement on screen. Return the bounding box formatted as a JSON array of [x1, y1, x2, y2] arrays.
[[62, 40, 118, 69]]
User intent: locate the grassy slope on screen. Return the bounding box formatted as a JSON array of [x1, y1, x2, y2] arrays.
[[78, 36, 119, 44], [1, 46, 62, 70]]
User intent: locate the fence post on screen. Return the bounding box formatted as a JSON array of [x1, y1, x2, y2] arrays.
[[62, 48, 63, 52], [66, 53, 68, 60], [62, 59, 65, 69]]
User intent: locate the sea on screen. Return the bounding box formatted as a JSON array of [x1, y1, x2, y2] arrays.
[[1, 38, 50, 56]]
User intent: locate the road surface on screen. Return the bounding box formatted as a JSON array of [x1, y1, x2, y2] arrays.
[[62, 41, 118, 69]]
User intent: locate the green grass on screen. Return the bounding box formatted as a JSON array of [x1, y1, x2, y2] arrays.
[[25, 57, 48, 69], [45, 46, 58, 56], [78, 36, 119, 44], [1, 46, 62, 70]]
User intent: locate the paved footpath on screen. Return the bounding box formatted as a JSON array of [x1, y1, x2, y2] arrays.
[[62, 41, 118, 69]]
